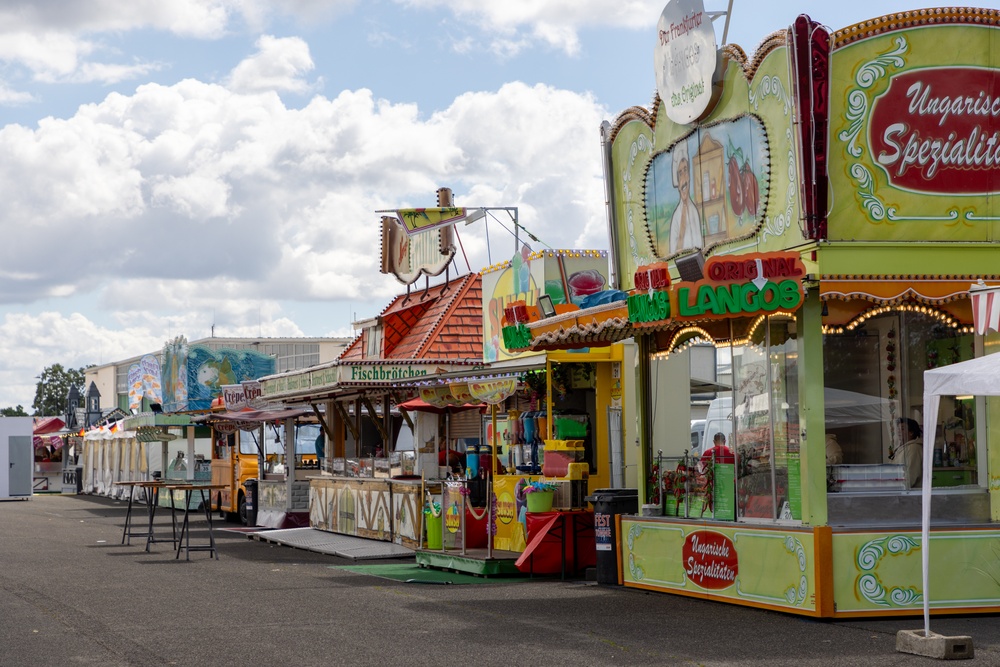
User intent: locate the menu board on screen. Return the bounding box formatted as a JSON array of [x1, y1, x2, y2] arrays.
[[786, 456, 802, 520], [712, 463, 736, 521]]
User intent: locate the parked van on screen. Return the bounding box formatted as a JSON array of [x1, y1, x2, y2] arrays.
[[690, 419, 705, 453], [212, 423, 319, 525]]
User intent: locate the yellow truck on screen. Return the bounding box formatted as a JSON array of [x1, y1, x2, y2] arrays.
[[211, 422, 320, 524]]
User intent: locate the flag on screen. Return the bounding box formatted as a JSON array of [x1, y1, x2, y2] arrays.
[[970, 282, 1000, 335]]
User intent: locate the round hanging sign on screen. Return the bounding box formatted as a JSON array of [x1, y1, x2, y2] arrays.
[[654, 0, 717, 125]]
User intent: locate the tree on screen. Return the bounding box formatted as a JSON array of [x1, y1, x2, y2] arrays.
[[1, 405, 28, 417], [32, 364, 90, 417]]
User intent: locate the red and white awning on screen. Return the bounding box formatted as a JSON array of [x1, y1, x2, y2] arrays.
[[969, 281, 1000, 335]]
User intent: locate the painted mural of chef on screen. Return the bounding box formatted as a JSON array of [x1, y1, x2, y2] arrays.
[[669, 136, 704, 255]]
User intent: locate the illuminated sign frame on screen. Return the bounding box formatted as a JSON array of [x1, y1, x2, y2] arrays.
[[627, 252, 805, 326]]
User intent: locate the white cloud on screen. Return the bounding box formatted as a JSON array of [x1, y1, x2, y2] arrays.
[[0, 1, 239, 84], [226, 35, 316, 94], [71, 60, 165, 85], [0, 30, 96, 81], [0, 1, 235, 38], [0, 50, 610, 407], [395, 0, 662, 54], [0, 0, 660, 88], [0, 75, 608, 300], [0, 81, 35, 105], [245, 0, 361, 26], [0, 311, 163, 410]]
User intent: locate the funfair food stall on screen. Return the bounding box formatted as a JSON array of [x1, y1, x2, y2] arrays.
[[259, 189, 636, 575], [520, 3, 1000, 617], [259, 268, 486, 549]]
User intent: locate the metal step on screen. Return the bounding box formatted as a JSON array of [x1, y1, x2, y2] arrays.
[[249, 527, 414, 560]]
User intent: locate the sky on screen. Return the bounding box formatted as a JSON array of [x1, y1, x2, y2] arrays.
[[0, 0, 935, 412]]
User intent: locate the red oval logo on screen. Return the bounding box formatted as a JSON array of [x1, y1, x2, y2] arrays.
[[870, 67, 1000, 194], [682, 530, 738, 590]]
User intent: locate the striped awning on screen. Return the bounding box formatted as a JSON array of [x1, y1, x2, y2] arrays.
[[526, 300, 633, 351]]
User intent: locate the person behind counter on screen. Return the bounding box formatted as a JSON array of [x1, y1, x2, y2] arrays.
[[892, 417, 923, 488], [314, 431, 325, 461], [825, 433, 843, 465], [478, 447, 507, 476], [699, 432, 735, 472], [438, 447, 463, 471]]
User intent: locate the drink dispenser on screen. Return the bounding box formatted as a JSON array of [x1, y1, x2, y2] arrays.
[[519, 411, 536, 473], [534, 411, 547, 473], [465, 444, 480, 478], [508, 410, 522, 469], [536, 411, 548, 442]]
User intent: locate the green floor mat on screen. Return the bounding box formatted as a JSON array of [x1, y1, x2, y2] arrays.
[[332, 563, 533, 585]]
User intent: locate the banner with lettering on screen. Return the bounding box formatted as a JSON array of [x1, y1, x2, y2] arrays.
[[127, 363, 143, 412], [139, 354, 163, 405], [442, 481, 465, 550], [627, 251, 806, 328], [469, 377, 518, 405], [221, 384, 247, 411], [128, 355, 163, 412], [828, 17, 1000, 241], [620, 518, 818, 612], [222, 380, 270, 411]]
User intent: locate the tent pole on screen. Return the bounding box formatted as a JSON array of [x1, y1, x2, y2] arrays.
[[489, 403, 497, 559], [921, 391, 938, 637]]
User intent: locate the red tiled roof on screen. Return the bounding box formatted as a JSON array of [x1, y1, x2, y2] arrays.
[[339, 273, 483, 364]]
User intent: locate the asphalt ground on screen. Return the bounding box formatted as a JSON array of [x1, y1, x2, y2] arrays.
[[2, 493, 999, 666]]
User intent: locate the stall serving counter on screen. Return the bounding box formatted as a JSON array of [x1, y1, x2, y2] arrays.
[[257, 469, 314, 528], [33, 461, 63, 493], [309, 453, 429, 548]]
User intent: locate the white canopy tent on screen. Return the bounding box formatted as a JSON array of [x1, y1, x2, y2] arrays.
[[920, 352, 999, 635]]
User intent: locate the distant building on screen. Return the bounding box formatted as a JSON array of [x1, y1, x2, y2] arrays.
[[85, 336, 352, 414]]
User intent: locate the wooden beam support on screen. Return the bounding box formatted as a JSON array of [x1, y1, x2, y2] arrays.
[[335, 400, 359, 443], [310, 403, 336, 444], [361, 395, 389, 442]]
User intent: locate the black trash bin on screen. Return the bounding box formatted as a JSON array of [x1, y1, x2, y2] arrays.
[[242, 478, 259, 527], [585, 488, 639, 585]]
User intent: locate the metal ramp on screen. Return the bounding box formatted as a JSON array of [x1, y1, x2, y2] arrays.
[[249, 528, 414, 560]]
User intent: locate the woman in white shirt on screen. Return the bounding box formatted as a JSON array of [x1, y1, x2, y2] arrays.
[[893, 418, 923, 488]]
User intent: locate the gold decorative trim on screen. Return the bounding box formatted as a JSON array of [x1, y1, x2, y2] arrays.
[[819, 275, 999, 305], [833, 8, 1000, 48]]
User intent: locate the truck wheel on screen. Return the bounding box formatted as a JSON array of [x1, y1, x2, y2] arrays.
[[238, 492, 248, 526]]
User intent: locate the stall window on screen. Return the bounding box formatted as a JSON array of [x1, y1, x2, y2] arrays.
[[215, 432, 233, 461], [823, 309, 978, 491], [731, 315, 799, 521]]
